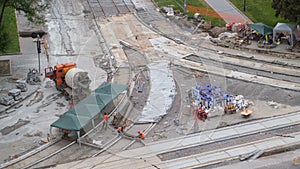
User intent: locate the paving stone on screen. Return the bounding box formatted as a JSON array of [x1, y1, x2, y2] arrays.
[[208, 128, 239, 140], [254, 139, 285, 150], [225, 145, 257, 157], [286, 113, 300, 123], [179, 134, 211, 147], [261, 118, 292, 128], [163, 157, 199, 169], [234, 123, 265, 134], [197, 151, 230, 163]]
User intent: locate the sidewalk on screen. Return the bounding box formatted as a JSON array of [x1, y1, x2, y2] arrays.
[[204, 0, 252, 23], [159, 131, 300, 169], [53, 111, 300, 169]]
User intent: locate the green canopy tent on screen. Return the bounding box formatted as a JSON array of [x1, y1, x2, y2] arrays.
[[52, 112, 91, 131], [50, 82, 127, 145], [94, 82, 128, 96], [247, 23, 273, 36]]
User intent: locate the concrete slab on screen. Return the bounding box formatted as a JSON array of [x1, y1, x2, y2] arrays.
[[261, 117, 292, 128], [179, 134, 211, 147], [119, 139, 182, 157], [215, 149, 300, 169], [225, 145, 257, 157], [196, 151, 230, 164], [208, 128, 239, 140], [161, 157, 199, 169], [254, 139, 286, 150], [234, 123, 265, 134], [286, 113, 300, 123], [282, 137, 299, 144]]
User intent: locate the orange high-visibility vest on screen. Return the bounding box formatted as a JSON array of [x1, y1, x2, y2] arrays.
[[117, 127, 123, 132], [139, 132, 145, 139], [104, 114, 109, 122]]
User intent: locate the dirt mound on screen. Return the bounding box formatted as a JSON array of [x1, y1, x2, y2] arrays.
[[208, 26, 227, 38]]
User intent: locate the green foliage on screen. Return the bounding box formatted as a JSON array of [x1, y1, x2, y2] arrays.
[[229, 0, 292, 27], [0, 26, 9, 52], [0, 6, 19, 54], [0, 0, 51, 54], [272, 0, 300, 24], [4, 0, 51, 25]]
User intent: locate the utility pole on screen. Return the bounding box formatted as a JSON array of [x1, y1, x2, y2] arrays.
[[31, 32, 43, 74], [37, 34, 41, 73], [243, 0, 246, 11]]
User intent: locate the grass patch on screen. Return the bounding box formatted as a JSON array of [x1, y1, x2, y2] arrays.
[[154, 0, 226, 26], [0, 6, 20, 54], [228, 0, 292, 27]]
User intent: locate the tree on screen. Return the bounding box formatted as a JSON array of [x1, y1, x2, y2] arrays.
[[272, 0, 300, 24], [0, 0, 51, 27]]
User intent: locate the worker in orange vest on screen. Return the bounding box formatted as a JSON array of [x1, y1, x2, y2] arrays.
[[137, 130, 145, 139], [117, 126, 124, 134], [103, 113, 109, 129], [63, 129, 69, 138]]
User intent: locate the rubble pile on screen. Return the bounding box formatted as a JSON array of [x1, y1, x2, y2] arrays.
[[26, 69, 41, 85]]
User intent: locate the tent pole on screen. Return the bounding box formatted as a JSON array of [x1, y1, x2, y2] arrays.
[[273, 30, 275, 45], [77, 131, 81, 147], [49, 127, 52, 140]]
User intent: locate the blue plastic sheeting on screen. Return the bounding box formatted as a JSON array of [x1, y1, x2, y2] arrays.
[[192, 84, 234, 109]]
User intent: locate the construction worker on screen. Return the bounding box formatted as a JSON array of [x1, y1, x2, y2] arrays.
[[137, 130, 145, 139], [117, 126, 124, 134], [62, 129, 69, 139], [103, 113, 109, 129]]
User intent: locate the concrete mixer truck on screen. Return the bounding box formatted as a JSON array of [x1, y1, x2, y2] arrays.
[[45, 62, 91, 103]]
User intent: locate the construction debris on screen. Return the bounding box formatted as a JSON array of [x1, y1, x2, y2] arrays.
[[249, 149, 264, 161], [16, 80, 27, 92], [8, 89, 22, 101], [293, 156, 300, 165], [162, 7, 174, 16], [0, 94, 15, 106], [26, 69, 41, 85], [267, 101, 280, 109], [191, 84, 252, 118], [194, 106, 208, 121], [275, 134, 295, 138], [241, 109, 252, 117], [224, 103, 236, 114], [239, 149, 264, 161], [232, 95, 249, 111]]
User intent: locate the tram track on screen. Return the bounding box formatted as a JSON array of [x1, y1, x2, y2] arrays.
[[159, 122, 300, 161], [2, 0, 299, 168], [133, 4, 300, 82], [184, 54, 300, 84]]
